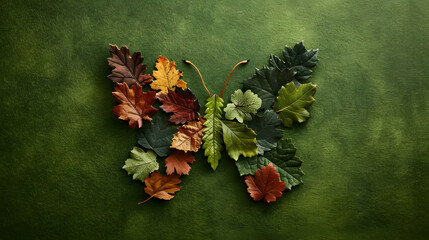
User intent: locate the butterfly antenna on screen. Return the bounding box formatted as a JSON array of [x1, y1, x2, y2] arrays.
[[183, 60, 211, 97], [219, 60, 249, 98]]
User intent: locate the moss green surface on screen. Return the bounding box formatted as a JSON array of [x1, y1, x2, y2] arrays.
[[1, 0, 429, 239]]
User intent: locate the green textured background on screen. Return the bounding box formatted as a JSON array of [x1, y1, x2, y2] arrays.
[[1, 0, 428, 239]]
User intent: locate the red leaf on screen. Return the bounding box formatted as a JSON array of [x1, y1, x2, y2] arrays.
[[107, 44, 153, 86], [112, 83, 158, 128], [157, 88, 200, 124], [165, 150, 195, 175], [245, 163, 286, 203]]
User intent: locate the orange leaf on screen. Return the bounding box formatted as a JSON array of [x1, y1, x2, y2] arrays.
[[150, 56, 187, 93], [171, 116, 206, 152], [165, 150, 195, 175], [112, 83, 158, 128], [140, 171, 181, 203], [245, 163, 286, 203]]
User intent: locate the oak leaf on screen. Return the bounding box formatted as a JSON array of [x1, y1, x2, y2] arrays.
[[107, 44, 153, 86], [150, 56, 187, 93], [165, 150, 195, 175], [245, 163, 286, 203], [171, 116, 206, 152], [157, 88, 200, 124], [140, 171, 182, 204], [112, 83, 158, 128]]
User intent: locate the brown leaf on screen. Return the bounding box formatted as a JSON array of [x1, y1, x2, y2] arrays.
[[112, 82, 158, 128], [157, 88, 200, 124], [107, 44, 153, 86], [140, 171, 181, 203], [165, 150, 195, 175], [245, 163, 286, 203], [150, 56, 187, 93], [171, 116, 206, 152]]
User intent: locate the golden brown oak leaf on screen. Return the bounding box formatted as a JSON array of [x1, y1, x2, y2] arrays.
[[245, 163, 286, 203], [165, 150, 195, 175], [139, 171, 182, 204], [112, 82, 158, 128], [171, 116, 206, 152], [107, 45, 153, 86], [150, 56, 187, 93]]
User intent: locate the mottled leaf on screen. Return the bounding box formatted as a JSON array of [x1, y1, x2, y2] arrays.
[[247, 110, 283, 154], [122, 147, 158, 182], [221, 120, 257, 161], [202, 95, 224, 170], [157, 88, 200, 124], [137, 115, 177, 157], [224, 89, 262, 123]]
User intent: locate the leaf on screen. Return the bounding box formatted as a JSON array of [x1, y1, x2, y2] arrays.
[[247, 110, 283, 155], [157, 88, 200, 124], [282, 41, 319, 81], [112, 83, 158, 128], [236, 138, 304, 190], [137, 115, 177, 157], [202, 95, 224, 170], [150, 56, 187, 93], [224, 89, 262, 123], [243, 66, 295, 109], [122, 147, 159, 182], [273, 81, 316, 127], [165, 150, 195, 175], [107, 44, 153, 86], [221, 120, 257, 161], [143, 171, 181, 202], [245, 163, 286, 203], [171, 116, 206, 152]]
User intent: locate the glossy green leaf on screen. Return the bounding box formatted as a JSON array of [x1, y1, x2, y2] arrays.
[[273, 82, 316, 127], [122, 147, 159, 182], [202, 95, 224, 170], [224, 89, 262, 123], [279, 41, 319, 81], [236, 138, 303, 189], [247, 110, 283, 154], [221, 120, 257, 161], [137, 115, 177, 157]]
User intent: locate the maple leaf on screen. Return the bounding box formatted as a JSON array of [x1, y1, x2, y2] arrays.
[[122, 147, 158, 182], [157, 88, 200, 124], [243, 66, 296, 109], [273, 81, 316, 127], [224, 89, 262, 123], [150, 56, 187, 93], [171, 116, 206, 152], [137, 115, 177, 157], [112, 82, 158, 128], [221, 120, 258, 160], [247, 110, 283, 155], [202, 95, 224, 170], [107, 44, 153, 86], [245, 163, 286, 203], [139, 171, 182, 204], [165, 150, 195, 175], [236, 138, 303, 190]]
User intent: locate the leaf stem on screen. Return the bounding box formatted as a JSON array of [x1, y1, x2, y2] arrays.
[[138, 195, 153, 205], [219, 60, 249, 98], [183, 60, 211, 97]]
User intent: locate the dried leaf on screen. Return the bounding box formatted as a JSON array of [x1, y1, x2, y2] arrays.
[[122, 147, 158, 182], [165, 150, 195, 175], [112, 83, 158, 128], [245, 163, 286, 203], [171, 116, 206, 152], [143, 171, 181, 202], [157, 88, 200, 124], [107, 44, 153, 86], [150, 56, 187, 93]]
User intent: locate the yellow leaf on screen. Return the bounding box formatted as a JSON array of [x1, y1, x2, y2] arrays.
[[150, 56, 187, 93]]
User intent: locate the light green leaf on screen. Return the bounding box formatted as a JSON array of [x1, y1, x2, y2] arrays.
[[202, 95, 224, 170], [273, 81, 316, 127], [122, 147, 159, 182], [221, 120, 257, 161], [236, 138, 303, 190], [224, 89, 262, 123]]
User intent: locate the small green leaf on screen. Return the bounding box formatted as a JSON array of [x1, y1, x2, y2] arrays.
[[273, 81, 316, 127], [122, 147, 159, 182], [137, 115, 177, 157], [247, 110, 283, 154], [224, 89, 262, 123], [202, 95, 224, 170], [221, 120, 257, 161], [282, 41, 319, 81], [236, 138, 303, 190]]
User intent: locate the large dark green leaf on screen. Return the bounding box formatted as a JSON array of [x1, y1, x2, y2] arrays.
[[137, 115, 177, 157], [247, 110, 283, 155], [278, 41, 319, 81]]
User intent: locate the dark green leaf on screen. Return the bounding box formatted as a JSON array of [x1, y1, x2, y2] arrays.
[[247, 110, 283, 155], [282, 41, 319, 81], [137, 115, 177, 157]]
